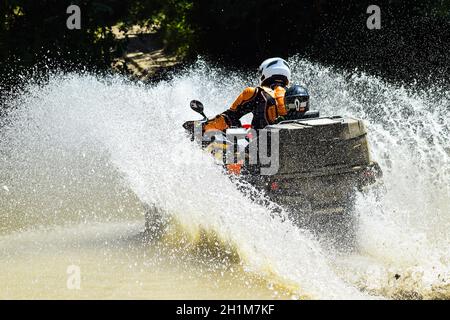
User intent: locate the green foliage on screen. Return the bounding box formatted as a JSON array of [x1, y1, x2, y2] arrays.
[[0, 0, 195, 76], [0, 0, 449, 97], [188, 0, 450, 85], [0, 0, 200, 104], [434, 0, 450, 18], [122, 0, 194, 56], [0, 1, 128, 66]]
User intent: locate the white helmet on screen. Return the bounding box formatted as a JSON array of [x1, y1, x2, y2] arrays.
[[259, 57, 291, 85]]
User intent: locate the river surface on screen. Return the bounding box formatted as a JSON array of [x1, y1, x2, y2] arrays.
[[0, 58, 449, 299]]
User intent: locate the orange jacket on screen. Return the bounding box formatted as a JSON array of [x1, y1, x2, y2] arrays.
[[204, 85, 287, 132]]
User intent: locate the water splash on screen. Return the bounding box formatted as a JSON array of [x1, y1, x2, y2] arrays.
[[0, 58, 448, 299], [288, 58, 449, 298]]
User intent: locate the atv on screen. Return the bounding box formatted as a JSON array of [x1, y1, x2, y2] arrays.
[[179, 99, 383, 247]]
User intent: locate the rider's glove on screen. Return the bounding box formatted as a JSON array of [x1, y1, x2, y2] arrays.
[[275, 116, 285, 124]]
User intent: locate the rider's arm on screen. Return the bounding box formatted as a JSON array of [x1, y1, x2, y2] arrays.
[[274, 86, 287, 117], [204, 87, 257, 132]]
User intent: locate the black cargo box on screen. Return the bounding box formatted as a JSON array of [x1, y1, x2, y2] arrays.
[[265, 117, 372, 174]]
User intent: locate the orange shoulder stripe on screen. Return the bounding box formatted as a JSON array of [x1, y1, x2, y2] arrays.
[[230, 87, 257, 110]]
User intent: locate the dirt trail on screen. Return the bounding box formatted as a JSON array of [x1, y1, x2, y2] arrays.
[[111, 26, 181, 81]]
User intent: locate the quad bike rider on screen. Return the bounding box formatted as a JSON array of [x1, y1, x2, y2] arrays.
[[200, 57, 314, 175], [203, 57, 294, 132], [178, 58, 384, 249]]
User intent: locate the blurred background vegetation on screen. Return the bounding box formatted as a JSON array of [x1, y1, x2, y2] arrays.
[[1, 0, 449, 102]]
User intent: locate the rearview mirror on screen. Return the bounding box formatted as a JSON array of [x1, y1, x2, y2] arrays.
[[190, 100, 207, 120], [190, 100, 204, 114]]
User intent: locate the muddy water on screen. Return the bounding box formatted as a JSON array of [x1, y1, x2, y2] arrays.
[[0, 221, 296, 299], [0, 58, 448, 299]]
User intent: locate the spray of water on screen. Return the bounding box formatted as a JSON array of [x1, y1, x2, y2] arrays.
[[291, 58, 449, 298], [0, 58, 448, 299]]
